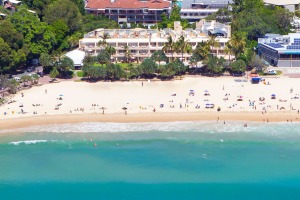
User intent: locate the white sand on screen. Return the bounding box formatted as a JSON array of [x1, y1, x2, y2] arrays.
[[0, 76, 299, 120]]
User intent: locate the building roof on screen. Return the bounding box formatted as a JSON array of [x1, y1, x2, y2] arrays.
[[258, 33, 300, 53], [65, 49, 85, 66], [85, 0, 171, 10], [263, 0, 300, 6], [9, 0, 22, 4]]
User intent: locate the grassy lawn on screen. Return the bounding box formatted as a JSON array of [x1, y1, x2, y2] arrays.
[[76, 70, 84, 77]]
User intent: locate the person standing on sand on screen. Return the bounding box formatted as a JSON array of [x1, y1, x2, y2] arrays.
[[142, 82, 143, 87]]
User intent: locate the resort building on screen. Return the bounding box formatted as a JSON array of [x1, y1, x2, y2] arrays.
[[84, 0, 171, 27], [258, 33, 300, 67], [79, 20, 231, 63], [263, 0, 300, 12], [180, 0, 232, 22]]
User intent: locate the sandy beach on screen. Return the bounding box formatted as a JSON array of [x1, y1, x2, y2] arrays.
[[1, 76, 300, 129]]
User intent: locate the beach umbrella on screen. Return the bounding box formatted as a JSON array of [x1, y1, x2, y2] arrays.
[[271, 94, 276, 96], [59, 94, 63, 96], [122, 107, 127, 115], [204, 90, 209, 92], [100, 107, 106, 114]]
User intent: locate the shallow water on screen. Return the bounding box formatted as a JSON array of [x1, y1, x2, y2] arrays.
[[1, 121, 300, 199]]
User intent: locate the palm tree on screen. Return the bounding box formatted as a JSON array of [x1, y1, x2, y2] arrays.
[[105, 45, 116, 61], [162, 36, 175, 62], [224, 42, 234, 62], [176, 36, 192, 62], [98, 33, 110, 51], [228, 32, 246, 59], [208, 35, 221, 56], [123, 45, 131, 63], [194, 41, 210, 61]]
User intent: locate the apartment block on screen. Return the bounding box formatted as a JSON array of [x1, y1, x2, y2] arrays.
[[180, 0, 232, 22], [79, 20, 231, 63], [85, 0, 171, 27]]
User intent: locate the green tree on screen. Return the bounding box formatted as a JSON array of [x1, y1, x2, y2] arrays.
[[159, 63, 176, 79], [162, 36, 175, 62], [9, 7, 56, 58], [172, 58, 187, 75], [82, 15, 119, 33], [82, 65, 106, 80], [31, 74, 40, 84], [20, 75, 33, 86], [39, 53, 53, 67], [56, 56, 74, 76], [50, 67, 59, 80], [193, 41, 210, 61], [204, 55, 226, 75], [248, 54, 266, 71], [151, 50, 168, 65], [8, 79, 19, 94], [97, 51, 110, 66], [67, 32, 83, 49], [140, 58, 157, 76], [44, 0, 82, 33], [106, 63, 124, 80], [229, 59, 246, 73], [22, 0, 54, 17], [0, 38, 15, 73], [228, 32, 247, 60], [0, 75, 10, 90], [0, 20, 23, 50], [48, 19, 69, 49], [70, 0, 85, 15], [98, 33, 110, 50], [123, 64, 140, 80], [105, 45, 116, 58], [123, 45, 131, 63], [208, 35, 221, 55], [175, 35, 192, 62]]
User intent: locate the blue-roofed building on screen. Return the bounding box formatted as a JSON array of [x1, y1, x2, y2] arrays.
[[257, 33, 300, 67]]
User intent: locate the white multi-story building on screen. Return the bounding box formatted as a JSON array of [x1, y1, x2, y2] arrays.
[[79, 20, 231, 63], [180, 0, 232, 22]]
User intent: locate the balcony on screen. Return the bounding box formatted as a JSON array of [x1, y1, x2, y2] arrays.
[[139, 51, 148, 55], [139, 43, 148, 48]]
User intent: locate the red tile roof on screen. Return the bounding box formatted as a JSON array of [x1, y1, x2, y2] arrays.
[[86, 0, 171, 10]]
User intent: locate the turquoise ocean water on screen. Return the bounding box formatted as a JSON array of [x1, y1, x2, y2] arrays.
[[1, 121, 300, 199]]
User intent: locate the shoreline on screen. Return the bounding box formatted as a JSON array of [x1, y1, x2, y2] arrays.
[[1, 111, 299, 130]]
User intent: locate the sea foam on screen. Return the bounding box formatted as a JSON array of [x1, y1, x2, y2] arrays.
[[4, 121, 299, 134], [9, 140, 58, 145]]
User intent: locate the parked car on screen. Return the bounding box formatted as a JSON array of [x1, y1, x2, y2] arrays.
[[27, 66, 35, 72], [13, 77, 21, 82], [37, 71, 44, 77], [267, 70, 277, 75], [232, 72, 245, 77]]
